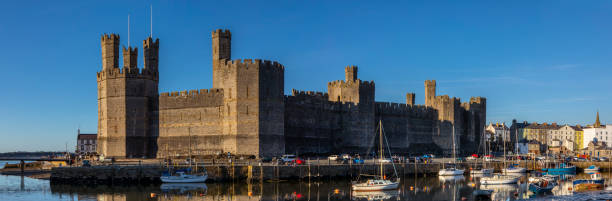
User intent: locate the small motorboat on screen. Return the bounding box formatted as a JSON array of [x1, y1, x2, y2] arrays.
[[439, 167, 465, 176], [543, 163, 576, 173], [161, 170, 208, 183], [471, 168, 494, 175], [438, 175, 465, 183], [528, 177, 556, 194], [573, 172, 605, 192], [352, 179, 400, 191], [480, 174, 520, 185], [583, 165, 599, 173]]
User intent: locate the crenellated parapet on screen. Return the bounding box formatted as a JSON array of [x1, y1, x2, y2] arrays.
[[96, 67, 158, 81], [217, 58, 285, 72], [375, 102, 437, 119], [159, 88, 224, 110], [327, 66, 375, 105]]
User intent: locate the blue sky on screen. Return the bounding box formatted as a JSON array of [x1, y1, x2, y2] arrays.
[[1, 1, 611, 152]]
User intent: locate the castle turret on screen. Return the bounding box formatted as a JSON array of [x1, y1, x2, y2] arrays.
[[122, 46, 138, 70], [143, 37, 159, 71], [425, 80, 436, 107], [212, 29, 231, 64], [406, 93, 415, 106], [345, 65, 358, 82], [101, 34, 119, 69]]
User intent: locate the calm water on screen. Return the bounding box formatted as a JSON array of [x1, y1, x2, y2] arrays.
[[0, 173, 611, 201]]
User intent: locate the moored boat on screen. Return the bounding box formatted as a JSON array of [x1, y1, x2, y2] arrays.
[[439, 167, 465, 176], [583, 165, 599, 173], [471, 168, 494, 175], [480, 174, 520, 185], [161, 171, 208, 183], [503, 164, 526, 173], [352, 120, 400, 192], [573, 172, 605, 192], [543, 163, 576, 173], [528, 177, 556, 194], [352, 179, 400, 191]]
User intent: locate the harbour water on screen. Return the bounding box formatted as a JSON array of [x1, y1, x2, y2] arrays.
[[1, 173, 611, 200]]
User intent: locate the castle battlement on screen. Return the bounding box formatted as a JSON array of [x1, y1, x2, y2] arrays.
[[96, 67, 157, 81], [159, 88, 224, 110], [101, 33, 119, 41], [375, 102, 436, 118], [218, 58, 285, 72], [212, 29, 231, 38], [327, 79, 375, 87], [290, 89, 328, 98]]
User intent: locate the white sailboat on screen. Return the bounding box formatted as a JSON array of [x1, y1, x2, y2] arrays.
[[503, 128, 526, 173], [480, 126, 520, 185], [438, 124, 464, 176], [471, 127, 493, 175], [352, 120, 400, 191], [161, 128, 208, 183]]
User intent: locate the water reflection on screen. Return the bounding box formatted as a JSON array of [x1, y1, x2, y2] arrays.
[[1, 173, 612, 201]]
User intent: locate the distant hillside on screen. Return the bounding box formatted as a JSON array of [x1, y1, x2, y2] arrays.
[[0, 151, 69, 158]]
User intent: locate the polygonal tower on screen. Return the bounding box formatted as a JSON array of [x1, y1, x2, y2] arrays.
[[424, 80, 436, 107], [97, 34, 159, 158]]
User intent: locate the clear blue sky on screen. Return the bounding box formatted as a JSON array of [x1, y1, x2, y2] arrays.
[[1, 1, 611, 152]]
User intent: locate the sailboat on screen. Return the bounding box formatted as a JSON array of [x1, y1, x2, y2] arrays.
[[471, 128, 493, 175], [503, 128, 526, 173], [480, 126, 520, 185], [352, 120, 400, 191], [438, 124, 465, 176], [161, 128, 208, 183]]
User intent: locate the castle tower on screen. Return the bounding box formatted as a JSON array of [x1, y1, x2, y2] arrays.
[[101, 34, 120, 69], [406, 93, 415, 106], [143, 37, 159, 72], [212, 29, 231, 88], [425, 80, 436, 107], [97, 34, 160, 158], [122, 46, 138, 70], [345, 65, 358, 82]]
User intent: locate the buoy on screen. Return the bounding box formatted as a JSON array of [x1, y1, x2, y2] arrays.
[[334, 189, 340, 194], [150, 193, 156, 198], [248, 192, 253, 196], [410, 186, 414, 190], [461, 197, 467, 201]]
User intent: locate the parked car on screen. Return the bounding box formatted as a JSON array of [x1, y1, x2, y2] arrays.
[[353, 158, 364, 164], [328, 155, 339, 161], [341, 154, 352, 160], [378, 158, 392, 163], [82, 160, 91, 167], [600, 157, 609, 162], [281, 154, 297, 163]]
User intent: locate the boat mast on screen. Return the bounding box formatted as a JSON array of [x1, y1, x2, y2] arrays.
[[379, 119, 384, 179], [452, 124, 456, 164], [503, 127, 507, 175]]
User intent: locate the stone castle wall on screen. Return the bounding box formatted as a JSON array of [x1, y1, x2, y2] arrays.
[[96, 29, 486, 159]]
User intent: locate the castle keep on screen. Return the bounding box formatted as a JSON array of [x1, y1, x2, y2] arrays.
[[97, 29, 486, 158]]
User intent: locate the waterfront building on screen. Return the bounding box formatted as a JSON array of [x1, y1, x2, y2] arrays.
[[574, 125, 584, 150], [579, 141, 612, 158], [510, 119, 529, 141], [486, 122, 510, 142], [95, 29, 487, 158], [548, 139, 574, 155], [77, 129, 97, 155], [528, 141, 541, 155], [582, 112, 612, 148], [525, 122, 560, 153], [549, 125, 578, 152]]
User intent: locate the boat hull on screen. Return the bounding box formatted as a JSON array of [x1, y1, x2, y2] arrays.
[[503, 167, 526, 173], [528, 183, 554, 194], [161, 175, 208, 183], [480, 175, 519, 185], [544, 166, 576, 173], [352, 182, 399, 191], [471, 168, 493, 174], [438, 169, 465, 176]]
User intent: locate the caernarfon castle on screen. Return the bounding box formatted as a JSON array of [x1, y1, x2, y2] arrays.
[[96, 29, 486, 159]]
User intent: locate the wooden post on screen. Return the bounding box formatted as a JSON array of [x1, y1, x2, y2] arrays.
[[20, 160, 24, 175]]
